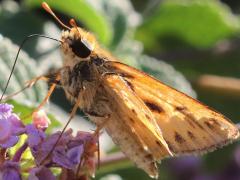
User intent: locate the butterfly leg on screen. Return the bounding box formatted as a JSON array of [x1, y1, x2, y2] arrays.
[[40, 92, 82, 165], [94, 114, 111, 136], [31, 73, 61, 114], [1, 75, 49, 101]]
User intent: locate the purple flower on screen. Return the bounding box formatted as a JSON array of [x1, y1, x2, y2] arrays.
[[30, 129, 73, 165], [0, 161, 21, 180], [28, 166, 56, 180], [167, 156, 202, 180], [26, 124, 46, 147], [0, 104, 25, 148], [28, 128, 98, 177]]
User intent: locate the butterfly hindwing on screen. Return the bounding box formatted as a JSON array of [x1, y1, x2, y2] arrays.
[[105, 61, 239, 156]]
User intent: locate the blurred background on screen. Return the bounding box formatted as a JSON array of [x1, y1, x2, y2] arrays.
[[0, 0, 240, 179]]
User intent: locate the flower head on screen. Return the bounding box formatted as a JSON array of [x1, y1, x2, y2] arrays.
[[0, 104, 24, 148], [28, 166, 56, 180], [0, 161, 21, 180], [32, 110, 51, 130]]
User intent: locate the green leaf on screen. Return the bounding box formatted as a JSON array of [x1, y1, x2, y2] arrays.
[[24, 0, 112, 45], [0, 0, 46, 58], [97, 0, 140, 49], [136, 0, 240, 51], [139, 55, 196, 98]]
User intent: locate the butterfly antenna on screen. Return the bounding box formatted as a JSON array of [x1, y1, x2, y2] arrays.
[[0, 34, 61, 102], [69, 19, 81, 34], [42, 2, 71, 30], [69, 18, 78, 28]]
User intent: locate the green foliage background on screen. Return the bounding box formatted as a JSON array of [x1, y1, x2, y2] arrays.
[[0, 0, 240, 179]]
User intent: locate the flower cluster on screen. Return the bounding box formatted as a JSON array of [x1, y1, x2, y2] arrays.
[[0, 104, 98, 180]]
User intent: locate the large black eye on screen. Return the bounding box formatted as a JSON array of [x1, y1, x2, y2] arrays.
[[68, 38, 92, 58]]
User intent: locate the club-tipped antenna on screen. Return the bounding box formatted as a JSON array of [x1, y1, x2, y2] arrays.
[[69, 18, 78, 28], [42, 2, 71, 30], [69, 18, 81, 34]]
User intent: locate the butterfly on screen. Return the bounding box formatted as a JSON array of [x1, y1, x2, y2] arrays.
[[23, 2, 240, 179]]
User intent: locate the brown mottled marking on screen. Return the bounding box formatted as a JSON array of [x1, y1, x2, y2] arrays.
[[120, 73, 135, 79], [193, 120, 205, 130], [145, 154, 153, 160], [209, 118, 221, 126], [174, 132, 186, 144], [144, 101, 163, 113], [129, 118, 135, 123], [204, 121, 214, 129], [155, 140, 162, 147], [186, 118, 196, 128], [145, 114, 151, 120], [177, 108, 204, 130], [175, 106, 187, 111], [187, 131, 195, 139], [166, 140, 175, 152], [124, 79, 135, 92], [131, 109, 136, 114]]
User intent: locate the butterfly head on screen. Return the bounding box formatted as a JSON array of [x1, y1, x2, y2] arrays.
[[61, 25, 95, 59], [42, 2, 96, 61]]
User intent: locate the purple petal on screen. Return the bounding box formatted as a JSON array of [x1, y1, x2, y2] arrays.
[[1, 161, 21, 180], [67, 145, 84, 164], [0, 104, 13, 114], [28, 166, 56, 180], [53, 146, 75, 169], [26, 124, 46, 147], [0, 119, 11, 143], [0, 135, 19, 148], [8, 114, 25, 135]]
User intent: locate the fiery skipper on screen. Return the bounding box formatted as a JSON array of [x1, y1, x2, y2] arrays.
[[12, 2, 240, 179]]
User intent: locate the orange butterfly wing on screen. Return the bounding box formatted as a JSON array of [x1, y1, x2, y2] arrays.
[[95, 74, 175, 177], [102, 74, 172, 158], [105, 61, 239, 155]]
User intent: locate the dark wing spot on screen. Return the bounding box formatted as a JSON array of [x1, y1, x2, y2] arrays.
[[186, 119, 196, 128], [156, 140, 162, 147], [131, 109, 136, 114], [166, 140, 175, 152], [210, 118, 221, 126], [175, 106, 187, 111], [174, 132, 186, 144], [145, 154, 153, 160], [144, 101, 163, 113], [193, 120, 204, 130], [204, 121, 214, 129], [119, 73, 135, 79], [124, 79, 135, 92], [129, 118, 135, 123], [145, 114, 151, 120], [187, 131, 195, 139]]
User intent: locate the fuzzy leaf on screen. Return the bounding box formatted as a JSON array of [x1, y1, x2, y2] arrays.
[[136, 0, 240, 51], [0, 36, 47, 103]]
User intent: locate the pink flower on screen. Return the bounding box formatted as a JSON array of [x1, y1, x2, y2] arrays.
[[32, 110, 50, 130]]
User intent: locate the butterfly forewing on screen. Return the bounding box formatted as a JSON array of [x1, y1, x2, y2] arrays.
[[89, 74, 173, 177], [105, 61, 240, 156], [102, 74, 173, 156]]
